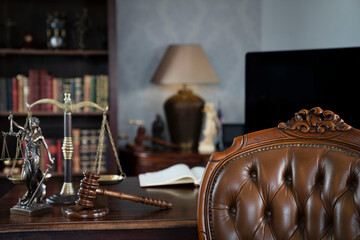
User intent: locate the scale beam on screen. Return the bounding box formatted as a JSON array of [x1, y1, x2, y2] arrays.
[[26, 93, 109, 205]]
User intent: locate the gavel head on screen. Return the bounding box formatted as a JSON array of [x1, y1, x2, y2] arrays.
[[76, 171, 100, 208]]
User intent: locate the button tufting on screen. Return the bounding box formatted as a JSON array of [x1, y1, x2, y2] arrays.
[[250, 172, 257, 179], [315, 171, 324, 187], [285, 175, 292, 184], [298, 216, 305, 228], [229, 206, 237, 218], [347, 174, 358, 191], [264, 210, 271, 222]]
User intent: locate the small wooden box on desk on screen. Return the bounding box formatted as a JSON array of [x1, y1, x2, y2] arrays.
[[120, 149, 211, 176]]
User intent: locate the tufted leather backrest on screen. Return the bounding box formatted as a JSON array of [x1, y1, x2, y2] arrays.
[[197, 107, 360, 240]]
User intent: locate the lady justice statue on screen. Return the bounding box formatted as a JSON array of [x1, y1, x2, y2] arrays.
[[7, 114, 54, 216]]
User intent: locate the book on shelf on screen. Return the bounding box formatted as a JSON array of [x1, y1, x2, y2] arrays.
[[23, 75, 29, 112], [29, 69, 40, 111], [72, 128, 81, 173], [17, 75, 24, 112], [56, 139, 63, 173], [74, 77, 83, 112], [1, 70, 109, 113], [0, 78, 7, 111], [138, 163, 205, 187], [80, 129, 108, 173], [83, 75, 91, 112], [52, 77, 59, 112], [12, 76, 18, 112]]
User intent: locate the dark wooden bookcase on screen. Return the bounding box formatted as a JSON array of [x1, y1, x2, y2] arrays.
[[0, 0, 119, 174]]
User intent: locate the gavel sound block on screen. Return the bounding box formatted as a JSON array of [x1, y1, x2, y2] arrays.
[[65, 171, 172, 219]]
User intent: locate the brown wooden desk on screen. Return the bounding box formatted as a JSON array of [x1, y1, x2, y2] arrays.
[[0, 176, 199, 239], [121, 149, 210, 176]]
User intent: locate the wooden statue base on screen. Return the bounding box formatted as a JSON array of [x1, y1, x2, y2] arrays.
[[10, 203, 52, 216], [46, 194, 78, 205], [64, 205, 109, 219]]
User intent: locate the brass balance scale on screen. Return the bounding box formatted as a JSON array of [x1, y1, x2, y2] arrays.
[[1, 93, 126, 205]]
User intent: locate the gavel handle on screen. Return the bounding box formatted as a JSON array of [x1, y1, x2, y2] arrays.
[[96, 188, 172, 208], [143, 135, 180, 149]]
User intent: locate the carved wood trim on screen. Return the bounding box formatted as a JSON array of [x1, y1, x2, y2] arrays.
[[278, 107, 351, 133]]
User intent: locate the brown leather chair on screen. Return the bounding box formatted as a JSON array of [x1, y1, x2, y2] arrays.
[[197, 107, 360, 239]]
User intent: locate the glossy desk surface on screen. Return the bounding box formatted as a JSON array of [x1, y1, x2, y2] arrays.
[[0, 176, 199, 239]]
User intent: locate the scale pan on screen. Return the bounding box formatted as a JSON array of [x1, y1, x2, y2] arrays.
[[9, 173, 52, 185], [2, 158, 24, 165], [98, 174, 125, 185]]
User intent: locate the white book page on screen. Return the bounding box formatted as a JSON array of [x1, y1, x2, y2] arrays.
[[190, 166, 205, 185], [139, 163, 196, 187]]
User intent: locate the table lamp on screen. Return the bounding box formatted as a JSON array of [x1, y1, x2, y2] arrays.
[[151, 44, 219, 151]]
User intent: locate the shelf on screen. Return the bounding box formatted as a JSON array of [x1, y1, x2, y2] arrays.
[[0, 172, 84, 179], [0, 0, 119, 175], [0, 48, 108, 57], [0, 111, 106, 117]]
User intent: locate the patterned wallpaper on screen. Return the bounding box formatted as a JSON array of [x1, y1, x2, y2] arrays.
[[116, 0, 261, 140]]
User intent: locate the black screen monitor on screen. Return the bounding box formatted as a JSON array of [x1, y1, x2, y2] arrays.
[[245, 47, 360, 134]]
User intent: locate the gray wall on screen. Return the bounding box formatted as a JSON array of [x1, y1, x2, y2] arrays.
[[261, 0, 360, 50], [116, 0, 360, 141], [116, 0, 261, 141]]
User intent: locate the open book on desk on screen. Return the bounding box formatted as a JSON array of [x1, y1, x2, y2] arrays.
[[138, 163, 205, 187]]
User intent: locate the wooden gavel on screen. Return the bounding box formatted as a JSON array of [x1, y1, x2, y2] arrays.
[[76, 171, 172, 209], [134, 126, 179, 150]]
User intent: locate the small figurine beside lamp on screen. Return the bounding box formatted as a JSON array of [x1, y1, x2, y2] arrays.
[[198, 102, 221, 154], [4, 114, 54, 216]]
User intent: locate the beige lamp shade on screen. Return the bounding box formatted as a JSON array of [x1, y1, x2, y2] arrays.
[[151, 45, 219, 85]]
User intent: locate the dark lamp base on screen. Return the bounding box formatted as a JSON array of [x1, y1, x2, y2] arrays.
[[164, 87, 204, 150]]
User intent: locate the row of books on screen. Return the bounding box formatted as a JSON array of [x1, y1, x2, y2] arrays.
[[40, 129, 109, 174], [0, 71, 109, 113]]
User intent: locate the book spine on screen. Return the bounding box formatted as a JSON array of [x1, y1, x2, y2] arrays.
[[94, 75, 109, 109], [12, 76, 18, 112], [89, 129, 98, 172], [0, 78, 6, 111], [80, 129, 91, 172], [56, 139, 63, 173], [72, 128, 81, 173], [39, 70, 48, 111], [62, 78, 71, 99], [23, 76, 29, 111], [70, 78, 76, 102], [46, 74, 53, 112], [52, 77, 58, 112], [57, 78, 64, 104], [29, 69, 40, 111], [96, 75, 102, 107], [74, 77, 82, 112], [83, 74, 91, 112], [100, 131, 109, 173], [90, 75, 96, 111], [17, 75, 24, 112]]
